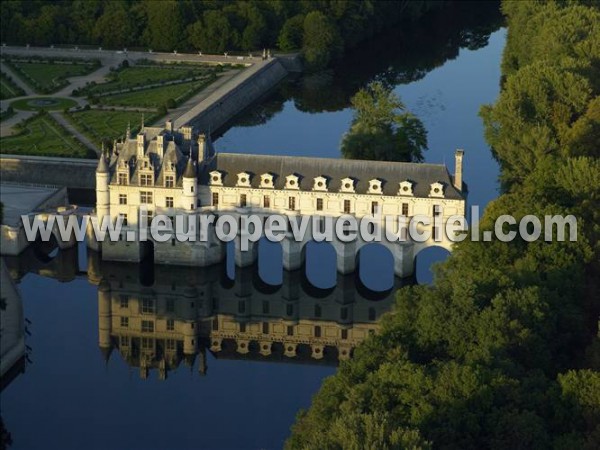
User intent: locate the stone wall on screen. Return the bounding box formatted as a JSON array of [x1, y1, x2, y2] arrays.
[[0, 155, 97, 189], [174, 58, 289, 133]]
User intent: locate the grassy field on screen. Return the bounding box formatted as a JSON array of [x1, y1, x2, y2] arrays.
[[1, 112, 94, 158], [0, 72, 26, 100], [96, 78, 214, 108], [67, 109, 154, 146], [11, 97, 78, 111], [82, 64, 219, 95], [5, 60, 99, 94]]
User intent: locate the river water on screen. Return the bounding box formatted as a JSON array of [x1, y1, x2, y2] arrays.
[[1, 18, 505, 450]]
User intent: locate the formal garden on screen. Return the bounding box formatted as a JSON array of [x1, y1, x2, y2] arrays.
[[0, 111, 95, 158], [0, 72, 26, 100], [2, 57, 100, 94], [65, 109, 155, 147]]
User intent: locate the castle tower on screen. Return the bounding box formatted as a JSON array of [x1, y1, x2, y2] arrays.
[[95, 154, 110, 228], [182, 157, 197, 211]]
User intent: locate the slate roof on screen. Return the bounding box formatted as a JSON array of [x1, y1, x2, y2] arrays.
[[202, 153, 465, 199]]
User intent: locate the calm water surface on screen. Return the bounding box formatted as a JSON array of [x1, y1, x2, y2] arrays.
[[1, 25, 505, 450]]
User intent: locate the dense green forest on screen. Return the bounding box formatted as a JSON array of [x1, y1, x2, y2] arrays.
[[1, 0, 449, 70], [287, 1, 600, 448]]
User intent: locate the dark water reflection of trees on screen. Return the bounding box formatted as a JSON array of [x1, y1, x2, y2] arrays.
[[228, 1, 503, 129]]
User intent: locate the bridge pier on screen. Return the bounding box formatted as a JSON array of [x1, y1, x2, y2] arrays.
[[281, 234, 304, 271], [334, 240, 357, 275]]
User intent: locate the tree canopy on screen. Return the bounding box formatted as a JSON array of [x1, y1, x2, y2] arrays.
[[341, 82, 427, 162], [287, 2, 600, 448], [0, 0, 447, 71]]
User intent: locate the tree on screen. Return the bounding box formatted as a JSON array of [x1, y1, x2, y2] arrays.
[[142, 0, 184, 51], [188, 10, 238, 53], [94, 2, 131, 48], [341, 82, 427, 162], [302, 11, 342, 71], [277, 14, 304, 51]]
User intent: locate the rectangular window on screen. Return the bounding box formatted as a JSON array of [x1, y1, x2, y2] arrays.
[[288, 197, 296, 211], [314, 326, 321, 338], [287, 325, 294, 336], [140, 174, 153, 186], [166, 339, 176, 351], [166, 319, 175, 331], [120, 295, 129, 308], [240, 194, 247, 207], [141, 337, 153, 349], [165, 175, 174, 188], [371, 201, 379, 215], [344, 199, 351, 214], [263, 195, 270, 208], [119, 213, 128, 226], [262, 322, 269, 334], [240, 322, 246, 333], [341, 329, 348, 340], [166, 197, 174, 208], [119, 194, 127, 205], [402, 203, 409, 216], [118, 173, 127, 185], [141, 320, 154, 333], [212, 316, 219, 331], [120, 336, 129, 347], [141, 299, 155, 314], [120, 316, 129, 328], [140, 191, 153, 204], [316, 198, 323, 211], [212, 192, 219, 207], [433, 205, 442, 216]]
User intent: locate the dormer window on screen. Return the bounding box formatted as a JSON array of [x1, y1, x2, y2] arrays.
[[285, 174, 300, 190], [313, 176, 327, 191], [368, 179, 382, 194], [260, 173, 274, 188], [429, 182, 445, 198], [237, 172, 251, 187], [209, 170, 223, 186], [399, 181, 414, 196], [340, 177, 355, 193], [140, 173, 153, 186]]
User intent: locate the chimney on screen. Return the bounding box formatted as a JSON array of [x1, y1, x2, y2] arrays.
[[156, 133, 165, 158], [165, 119, 173, 134], [198, 133, 206, 163], [454, 149, 464, 191], [137, 132, 145, 158]]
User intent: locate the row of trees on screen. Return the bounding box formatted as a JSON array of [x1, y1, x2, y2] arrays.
[[1, 1, 446, 70], [287, 1, 600, 448]]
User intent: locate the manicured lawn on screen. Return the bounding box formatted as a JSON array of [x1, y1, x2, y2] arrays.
[[97, 78, 214, 108], [0, 72, 25, 100], [11, 97, 78, 111], [5, 60, 99, 94], [0, 113, 94, 158], [67, 109, 154, 145], [83, 64, 218, 95]]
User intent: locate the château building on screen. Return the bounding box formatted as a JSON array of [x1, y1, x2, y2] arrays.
[[91, 122, 467, 277]]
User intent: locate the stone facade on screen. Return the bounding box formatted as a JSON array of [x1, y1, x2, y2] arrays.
[[91, 123, 467, 278]]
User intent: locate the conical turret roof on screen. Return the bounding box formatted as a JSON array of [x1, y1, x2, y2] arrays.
[[183, 157, 196, 178]]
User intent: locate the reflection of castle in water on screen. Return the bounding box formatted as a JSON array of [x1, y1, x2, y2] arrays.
[[86, 251, 401, 380], [4, 244, 404, 380]]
